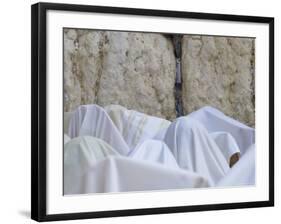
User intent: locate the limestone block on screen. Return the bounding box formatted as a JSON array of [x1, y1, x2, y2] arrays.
[[181, 35, 255, 127], [96, 31, 176, 120], [63, 29, 106, 112], [64, 29, 176, 120]]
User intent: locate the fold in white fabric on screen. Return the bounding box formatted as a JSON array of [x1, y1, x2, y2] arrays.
[[64, 136, 120, 194], [70, 156, 210, 194], [68, 104, 130, 155], [104, 105, 171, 151], [65, 104, 255, 194], [129, 139, 179, 169], [217, 144, 255, 187], [163, 117, 230, 186], [210, 131, 240, 164], [64, 136, 209, 194], [188, 106, 255, 155]]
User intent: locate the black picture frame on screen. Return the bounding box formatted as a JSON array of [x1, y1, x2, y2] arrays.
[[31, 2, 274, 222]]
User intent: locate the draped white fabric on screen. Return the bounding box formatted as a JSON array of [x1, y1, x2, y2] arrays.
[[64, 104, 255, 195], [68, 105, 130, 155], [217, 144, 255, 187]]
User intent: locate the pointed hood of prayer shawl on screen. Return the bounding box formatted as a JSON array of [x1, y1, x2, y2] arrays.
[[68, 104, 130, 155], [64, 136, 120, 194]]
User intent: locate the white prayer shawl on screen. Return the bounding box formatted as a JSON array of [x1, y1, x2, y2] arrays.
[[105, 104, 171, 151], [128, 139, 179, 169], [64, 136, 120, 194], [64, 136, 209, 194], [65, 104, 255, 194], [188, 106, 255, 155], [210, 132, 240, 164], [68, 104, 130, 155], [163, 117, 230, 186], [217, 144, 255, 186]]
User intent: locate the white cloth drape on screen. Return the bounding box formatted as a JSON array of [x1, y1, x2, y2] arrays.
[[64, 104, 255, 194], [64, 137, 209, 194], [217, 144, 255, 186], [163, 117, 230, 186], [68, 104, 130, 155], [188, 106, 255, 155]]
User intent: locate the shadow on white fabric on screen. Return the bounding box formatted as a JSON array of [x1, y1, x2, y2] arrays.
[[64, 104, 255, 195]]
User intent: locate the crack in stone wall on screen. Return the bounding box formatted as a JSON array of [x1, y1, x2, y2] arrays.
[[64, 29, 255, 127], [64, 29, 176, 120], [172, 35, 184, 117]]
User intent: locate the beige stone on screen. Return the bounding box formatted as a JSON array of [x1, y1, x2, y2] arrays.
[[64, 29, 176, 120], [96, 31, 176, 120], [63, 29, 106, 112], [181, 35, 255, 127], [63, 29, 81, 112], [64, 29, 255, 126]]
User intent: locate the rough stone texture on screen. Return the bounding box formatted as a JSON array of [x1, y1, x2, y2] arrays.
[[181, 35, 255, 127], [64, 29, 255, 126], [64, 29, 176, 120], [64, 29, 106, 112]]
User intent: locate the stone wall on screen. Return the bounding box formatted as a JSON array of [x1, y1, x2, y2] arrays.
[[64, 29, 176, 120], [181, 35, 255, 127], [64, 29, 255, 126]]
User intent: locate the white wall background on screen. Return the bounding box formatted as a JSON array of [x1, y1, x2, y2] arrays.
[[0, 0, 279, 223]]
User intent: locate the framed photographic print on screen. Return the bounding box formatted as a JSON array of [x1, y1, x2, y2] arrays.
[[31, 2, 274, 222]]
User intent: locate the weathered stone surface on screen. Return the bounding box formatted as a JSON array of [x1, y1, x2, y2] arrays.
[[181, 35, 255, 127], [64, 29, 106, 112], [64, 29, 176, 120], [64, 29, 81, 112], [64, 29, 255, 126]]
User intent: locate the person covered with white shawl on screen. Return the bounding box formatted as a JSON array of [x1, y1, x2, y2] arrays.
[[64, 104, 255, 194]]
